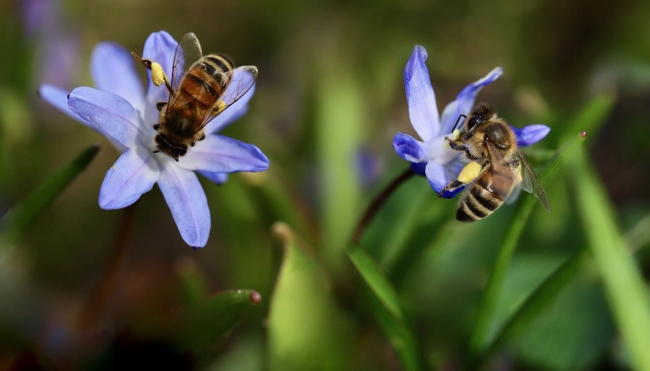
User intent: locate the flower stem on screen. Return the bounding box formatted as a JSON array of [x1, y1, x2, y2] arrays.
[[351, 167, 415, 245], [77, 204, 136, 329]]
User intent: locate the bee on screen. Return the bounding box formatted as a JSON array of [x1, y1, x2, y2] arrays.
[[132, 33, 257, 161], [441, 104, 551, 221]]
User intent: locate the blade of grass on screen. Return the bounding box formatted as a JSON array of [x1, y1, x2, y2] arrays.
[[469, 210, 650, 368], [571, 150, 650, 371], [467, 132, 587, 360], [0, 144, 100, 247], [470, 248, 590, 367], [348, 245, 424, 371]]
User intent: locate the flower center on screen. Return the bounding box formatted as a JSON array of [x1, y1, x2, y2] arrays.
[[427, 134, 460, 165]]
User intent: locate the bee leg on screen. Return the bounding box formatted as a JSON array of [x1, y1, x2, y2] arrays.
[[153, 124, 160, 130], [445, 138, 479, 160], [190, 142, 196, 147], [131, 52, 175, 96], [439, 180, 466, 198], [198, 133, 206, 141], [156, 102, 167, 111]]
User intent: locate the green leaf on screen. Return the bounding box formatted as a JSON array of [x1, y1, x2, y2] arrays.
[[467, 132, 587, 361], [268, 222, 356, 371], [571, 150, 650, 371], [349, 246, 404, 319], [0, 144, 100, 247], [511, 267, 614, 370], [471, 249, 590, 367], [135, 289, 261, 353], [315, 68, 364, 272], [348, 245, 424, 371]]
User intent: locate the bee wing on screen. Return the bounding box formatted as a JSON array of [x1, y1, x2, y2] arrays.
[[484, 140, 519, 200], [516, 150, 551, 212], [170, 33, 203, 94], [197, 65, 258, 131]]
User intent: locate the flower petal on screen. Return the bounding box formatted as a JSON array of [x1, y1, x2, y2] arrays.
[[142, 31, 178, 126], [440, 67, 504, 133], [91, 42, 145, 113], [158, 162, 210, 248], [424, 160, 466, 198], [511, 124, 551, 147], [393, 132, 427, 163], [425, 161, 450, 195], [38, 84, 86, 124], [99, 146, 160, 209], [404, 45, 439, 142], [177, 135, 269, 173], [68, 87, 147, 148], [203, 84, 255, 135], [198, 171, 229, 185]]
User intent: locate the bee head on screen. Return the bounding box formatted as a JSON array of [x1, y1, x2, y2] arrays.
[[465, 104, 495, 132], [154, 133, 187, 162]]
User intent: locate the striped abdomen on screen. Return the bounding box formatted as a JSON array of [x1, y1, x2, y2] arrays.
[[456, 166, 516, 222], [178, 53, 234, 112]]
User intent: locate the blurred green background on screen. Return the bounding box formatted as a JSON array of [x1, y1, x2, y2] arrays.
[[1, 0, 650, 370]]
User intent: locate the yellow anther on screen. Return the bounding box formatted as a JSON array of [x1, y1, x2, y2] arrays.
[[150, 62, 168, 87], [457, 161, 482, 183], [452, 129, 461, 141]]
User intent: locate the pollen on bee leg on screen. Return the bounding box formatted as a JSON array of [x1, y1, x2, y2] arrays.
[[457, 161, 482, 183], [150, 62, 169, 87]]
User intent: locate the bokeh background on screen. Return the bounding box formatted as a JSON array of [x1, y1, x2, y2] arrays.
[[1, 0, 649, 370]]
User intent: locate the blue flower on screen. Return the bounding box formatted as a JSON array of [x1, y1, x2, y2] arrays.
[[39, 31, 269, 248], [393, 46, 550, 198]]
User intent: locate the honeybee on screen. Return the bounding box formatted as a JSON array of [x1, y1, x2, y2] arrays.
[[132, 33, 257, 161], [441, 104, 551, 221]]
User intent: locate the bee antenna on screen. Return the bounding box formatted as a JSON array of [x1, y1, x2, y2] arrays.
[[453, 114, 467, 132]]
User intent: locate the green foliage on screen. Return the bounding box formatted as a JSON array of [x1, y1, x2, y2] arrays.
[[0, 144, 99, 247], [268, 223, 356, 371], [316, 66, 365, 273], [348, 245, 424, 371], [134, 289, 261, 353], [571, 151, 650, 371], [467, 132, 588, 363]]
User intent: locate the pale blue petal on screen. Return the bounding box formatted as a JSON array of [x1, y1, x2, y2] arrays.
[[404, 45, 439, 142], [442, 159, 466, 199], [177, 135, 269, 173], [440, 67, 504, 133], [99, 146, 160, 209], [511, 124, 551, 147], [38, 85, 85, 124], [425, 161, 450, 195], [40, 84, 128, 153], [158, 162, 210, 248], [393, 132, 427, 163], [198, 171, 229, 185], [424, 160, 466, 198], [203, 84, 255, 135], [91, 42, 145, 113], [142, 31, 178, 126], [68, 87, 147, 148]]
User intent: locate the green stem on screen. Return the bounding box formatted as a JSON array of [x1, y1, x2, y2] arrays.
[[351, 167, 415, 244]]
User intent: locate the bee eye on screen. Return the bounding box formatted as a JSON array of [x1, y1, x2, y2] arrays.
[[467, 115, 482, 130]]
